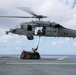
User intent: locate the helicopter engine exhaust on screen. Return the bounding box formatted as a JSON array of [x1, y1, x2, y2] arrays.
[[27, 35, 34, 40]]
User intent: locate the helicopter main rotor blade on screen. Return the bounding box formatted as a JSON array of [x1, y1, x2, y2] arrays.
[[0, 16, 35, 18], [18, 7, 37, 17], [0, 7, 47, 20], [18, 7, 47, 19]]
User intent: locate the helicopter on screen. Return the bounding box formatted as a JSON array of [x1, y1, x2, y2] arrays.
[[0, 8, 76, 40]]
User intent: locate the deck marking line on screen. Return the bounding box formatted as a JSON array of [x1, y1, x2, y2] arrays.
[[6, 63, 76, 65], [57, 58, 65, 60]]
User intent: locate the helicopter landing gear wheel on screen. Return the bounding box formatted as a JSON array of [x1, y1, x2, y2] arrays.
[[27, 35, 34, 40]]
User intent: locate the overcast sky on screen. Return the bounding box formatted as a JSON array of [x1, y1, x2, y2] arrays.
[[0, 0, 76, 55]]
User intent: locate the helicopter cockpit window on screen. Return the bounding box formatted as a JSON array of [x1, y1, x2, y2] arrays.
[[14, 24, 20, 29], [27, 25, 32, 31]]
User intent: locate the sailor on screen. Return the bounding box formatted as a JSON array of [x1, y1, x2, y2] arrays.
[[37, 29, 42, 35], [31, 47, 38, 53]]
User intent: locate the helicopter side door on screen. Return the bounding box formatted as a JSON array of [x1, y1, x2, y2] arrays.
[[45, 26, 58, 36], [26, 25, 35, 40]]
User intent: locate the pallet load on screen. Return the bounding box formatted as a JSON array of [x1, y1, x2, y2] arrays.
[[20, 50, 40, 59]]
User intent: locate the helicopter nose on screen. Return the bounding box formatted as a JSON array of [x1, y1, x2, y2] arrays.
[[9, 28, 17, 33], [6, 28, 17, 35]]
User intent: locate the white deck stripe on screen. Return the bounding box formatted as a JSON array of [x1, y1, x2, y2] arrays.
[[6, 63, 76, 65], [57, 58, 65, 60]]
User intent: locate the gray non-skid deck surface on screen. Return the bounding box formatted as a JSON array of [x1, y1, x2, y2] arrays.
[[0, 57, 76, 75]]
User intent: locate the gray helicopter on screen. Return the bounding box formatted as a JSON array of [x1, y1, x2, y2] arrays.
[[0, 8, 76, 40]]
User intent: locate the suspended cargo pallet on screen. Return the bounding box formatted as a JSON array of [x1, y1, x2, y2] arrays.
[[20, 50, 40, 59]]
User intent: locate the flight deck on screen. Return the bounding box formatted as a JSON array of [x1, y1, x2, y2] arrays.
[[0, 56, 76, 75]]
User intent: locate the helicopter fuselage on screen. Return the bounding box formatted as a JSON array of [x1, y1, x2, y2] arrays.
[[6, 20, 76, 40]]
